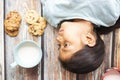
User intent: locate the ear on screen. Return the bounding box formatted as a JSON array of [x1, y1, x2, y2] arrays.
[[83, 33, 96, 47]]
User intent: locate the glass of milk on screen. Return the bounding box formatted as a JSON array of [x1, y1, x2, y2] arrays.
[[10, 40, 42, 68], [102, 68, 120, 80]]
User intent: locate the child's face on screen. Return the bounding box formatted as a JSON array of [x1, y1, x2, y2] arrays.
[[56, 20, 96, 61]]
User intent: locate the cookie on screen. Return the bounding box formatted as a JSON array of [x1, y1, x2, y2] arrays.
[[28, 23, 44, 36], [6, 11, 22, 22], [37, 16, 47, 29], [25, 10, 39, 24], [4, 11, 21, 37], [5, 28, 19, 37], [25, 10, 47, 36], [4, 19, 20, 31]]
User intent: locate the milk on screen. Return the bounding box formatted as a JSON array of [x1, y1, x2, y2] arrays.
[[103, 70, 120, 80], [17, 43, 40, 66], [104, 75, 120, 80]]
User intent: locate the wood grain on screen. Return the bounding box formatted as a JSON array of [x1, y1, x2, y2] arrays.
[[114, 28, 120, 68], [4, 0, 42, 80], [0, 0, 4, 80], [1, 0, 120, 80]]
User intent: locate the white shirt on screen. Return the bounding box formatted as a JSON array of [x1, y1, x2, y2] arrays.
[[42, 0, 120, 27]]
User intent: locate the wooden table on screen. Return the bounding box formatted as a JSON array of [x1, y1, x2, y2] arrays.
[[0, 0, 120, 80]]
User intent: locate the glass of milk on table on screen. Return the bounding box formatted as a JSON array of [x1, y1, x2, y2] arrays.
[[11, 40, 42, 68]]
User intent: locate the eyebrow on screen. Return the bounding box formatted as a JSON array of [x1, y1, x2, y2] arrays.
[[58, 19, 74, 28]]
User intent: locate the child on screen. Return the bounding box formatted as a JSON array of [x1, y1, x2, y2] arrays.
[[42, 0, 120, 74]]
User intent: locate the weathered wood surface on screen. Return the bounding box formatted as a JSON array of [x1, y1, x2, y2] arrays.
[[114, 28, 120, 68], [0, 0, 119, 80], [113, 18, 120, 68], [0, 0, 4, 80], [4, 0, 42, 80]]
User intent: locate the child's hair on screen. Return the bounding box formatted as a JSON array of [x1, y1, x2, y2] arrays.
[[59, 25, 105, 74]]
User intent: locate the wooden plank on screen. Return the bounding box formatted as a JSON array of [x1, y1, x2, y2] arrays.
[[114, 28, 120, 68], [43, 24, 77, 80], [5, 0, 42, 80], [103, 32, 114, 69], [0, 0, 5, 80], [112, 18, 120, 68]]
